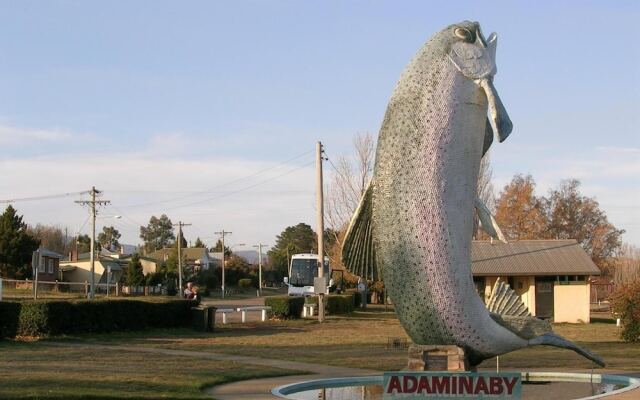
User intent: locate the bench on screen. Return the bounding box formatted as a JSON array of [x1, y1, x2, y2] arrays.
[[236, 306, 271, 322], [216, 308, 235, 324], [303, 303, 315, 317]]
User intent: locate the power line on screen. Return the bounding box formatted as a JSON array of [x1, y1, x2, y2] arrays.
[[117, 149, 314, 209], [161, 160, 315, 212], [0, 190, 90, 204]]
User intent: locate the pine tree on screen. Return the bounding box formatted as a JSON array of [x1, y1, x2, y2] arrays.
[[0, 205, 40, 278], [125, 254, 145, 286]]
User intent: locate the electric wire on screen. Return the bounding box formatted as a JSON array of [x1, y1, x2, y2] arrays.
[[0, 190, 90, 204], [117, 149, 314, 209], [161, 160, 315, 212]]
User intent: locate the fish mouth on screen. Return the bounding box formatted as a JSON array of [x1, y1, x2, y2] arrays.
[[476, 27, 488, 48]]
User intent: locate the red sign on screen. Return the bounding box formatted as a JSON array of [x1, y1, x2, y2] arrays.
[[383, 372, 521, 399]]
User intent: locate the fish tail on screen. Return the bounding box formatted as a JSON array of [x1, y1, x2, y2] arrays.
[[528, 332, 605, 367]]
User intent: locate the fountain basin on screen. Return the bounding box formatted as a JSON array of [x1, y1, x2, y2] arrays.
[[272, 372, 640, 399]]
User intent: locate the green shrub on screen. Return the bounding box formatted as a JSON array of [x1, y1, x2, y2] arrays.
[[327, 294, 355, 314], [4, 299, 195, 337], [265, 296, 304, 319], [0, 302, 21, 339], [238, 278, 253, 288], [612, 281, 640, 342], [349, 290, 363, 307], [301, 294, 355, 314]]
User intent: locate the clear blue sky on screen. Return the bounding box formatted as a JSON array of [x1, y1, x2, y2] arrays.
[[1, 1, 638, 248]]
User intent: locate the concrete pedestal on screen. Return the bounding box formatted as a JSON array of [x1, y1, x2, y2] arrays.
[[406, 345, 471, 372]]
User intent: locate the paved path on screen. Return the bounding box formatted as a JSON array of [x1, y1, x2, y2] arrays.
[[44, 342, 639, 400]]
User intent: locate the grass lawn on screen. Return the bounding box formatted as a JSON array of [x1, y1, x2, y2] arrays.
[[0, 341, 298, 400], [57, 310, 640, 372]]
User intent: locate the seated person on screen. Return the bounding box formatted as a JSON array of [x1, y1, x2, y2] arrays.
[[184, 282, 195, 300]]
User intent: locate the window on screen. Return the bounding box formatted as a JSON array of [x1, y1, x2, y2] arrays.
[[48, 259, 54, 273], [38, 257, 45, 273]]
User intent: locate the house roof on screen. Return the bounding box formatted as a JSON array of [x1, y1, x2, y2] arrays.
[[147, 247, 208, 263], [471, 240, 600, 276], [38, 248, 64, 258]]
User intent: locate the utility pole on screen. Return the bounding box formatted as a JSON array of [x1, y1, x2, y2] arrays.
[[173, 221, 192, 296], [75, 187, 110, 299], [316, 141, 326, 322], [253, 243, 268, 296], [215, 230, 232, 298]]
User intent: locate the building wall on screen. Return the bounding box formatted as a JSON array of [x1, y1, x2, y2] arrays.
[[60, 261, 105, 284], [139, 259, 159, 275], [37, 256, 60, 282], [554, 283, 590, 323]]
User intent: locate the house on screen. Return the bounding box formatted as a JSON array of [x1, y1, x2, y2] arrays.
[[59, 254, 127, 285], [146, 247, 215, 274], [33, 248, 64, 282], [471, 239, 600, 323]]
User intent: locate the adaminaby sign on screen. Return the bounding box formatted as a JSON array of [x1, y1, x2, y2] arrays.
[[383, 372, 521, 399]]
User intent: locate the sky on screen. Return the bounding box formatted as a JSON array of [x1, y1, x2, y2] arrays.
[[0, 1, 638, 250]]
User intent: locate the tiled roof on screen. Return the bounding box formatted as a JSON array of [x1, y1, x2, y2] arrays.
[[471, 240, 600, 276]]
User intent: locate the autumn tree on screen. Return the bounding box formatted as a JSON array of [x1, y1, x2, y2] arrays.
[[139, 214, 174, 253], [545, 179, 624, 270], [494, 174, 548, 240], [98, 225, 121, 251], [0, 206, 40, 278]]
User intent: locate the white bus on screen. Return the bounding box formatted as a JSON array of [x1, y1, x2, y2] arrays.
[[283, 253, 332, 296]]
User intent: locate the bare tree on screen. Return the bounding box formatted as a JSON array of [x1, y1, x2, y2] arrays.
[[614, 243, 640, 285], [325, 133, 375, 278], [326, 132, 375, 236], [27, 224, 73, 254], [473, 153, 496, 239]]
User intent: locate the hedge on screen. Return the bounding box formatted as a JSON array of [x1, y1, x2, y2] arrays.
[[264, 296, 304, 319], [0, 299, 195, 338], [304, 294, 355, 314], [0, 302, 20, 338]]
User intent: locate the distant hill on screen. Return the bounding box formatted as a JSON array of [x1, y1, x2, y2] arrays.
[[233, 250, 268, 265]]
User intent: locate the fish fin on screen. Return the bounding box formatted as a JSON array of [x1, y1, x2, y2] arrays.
[[341, 181, 379, 281], [529, 332, 606, 367], [490, 313, 551, 340], [478, 78, 513, 142], [482, 118, 494, 156], [474, 197, 508, 243], [487, 278, 530, 316]]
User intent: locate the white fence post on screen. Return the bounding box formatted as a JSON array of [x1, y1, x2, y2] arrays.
[[0, 277, 3, 301]]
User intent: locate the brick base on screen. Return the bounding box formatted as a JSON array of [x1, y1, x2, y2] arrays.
[[406, 345, 471, 372]]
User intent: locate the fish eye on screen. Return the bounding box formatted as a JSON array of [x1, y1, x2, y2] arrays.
[[454, 27, 475, 43]]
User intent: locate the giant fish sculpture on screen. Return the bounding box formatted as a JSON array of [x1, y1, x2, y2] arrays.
[[342, 21, 604, 367]]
